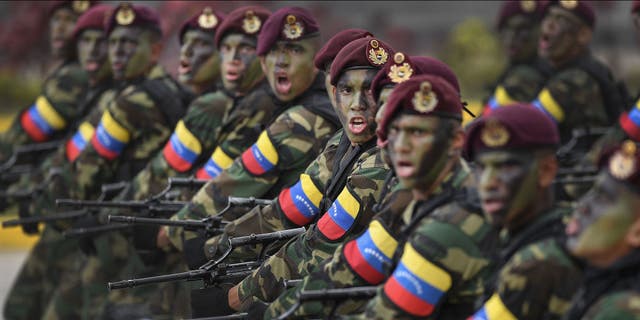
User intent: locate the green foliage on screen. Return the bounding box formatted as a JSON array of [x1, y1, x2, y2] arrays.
[[439, 18, 506, 101], [0, 71, 40, 115]]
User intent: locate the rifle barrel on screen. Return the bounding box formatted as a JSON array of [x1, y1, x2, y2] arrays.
[[63, 224, 131, 238], [55, 199, 188, 209], [229, 227, 306, 247], [108, 215, 208, 228], [2, 210, 88, 228], [108, 268, 209, 290], [298, 286, 377, 301]]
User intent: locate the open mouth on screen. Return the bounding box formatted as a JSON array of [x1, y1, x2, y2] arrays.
[[348, 116, 368, 135], [482, 198, 505, 215], [539, 33, 551, 50], [112, 60, 125, 71], [225, 68, 240, 82], [52, 38, 66, 49], [274, 72, 291, 95], [85, 60, 100, 72], [394, 160, 415, 178], [178, 59, 191, 75]]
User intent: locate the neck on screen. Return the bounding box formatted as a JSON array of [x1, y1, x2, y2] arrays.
[[550, 46, 586, 69], [508, 187, 554, 234]]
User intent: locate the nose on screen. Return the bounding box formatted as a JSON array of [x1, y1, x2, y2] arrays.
[[479, 166, 500, 193], [275, 52, 290, 68], [392, 130, 411, 154]]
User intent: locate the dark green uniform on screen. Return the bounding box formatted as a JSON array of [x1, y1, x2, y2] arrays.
[[484, 59, 550, 113]]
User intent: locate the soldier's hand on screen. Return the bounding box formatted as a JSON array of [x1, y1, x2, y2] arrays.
[[156, 226, 171, 249]]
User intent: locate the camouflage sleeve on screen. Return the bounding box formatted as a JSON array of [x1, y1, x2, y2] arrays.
[[0, 63, 88, 161], [485, 65, 545, 112], [531, 69, 607, 129], [166, 105, 336, 249], [583, 291, 640, 320], [470, 239, 581, 320], [130, 91, 233, 200]]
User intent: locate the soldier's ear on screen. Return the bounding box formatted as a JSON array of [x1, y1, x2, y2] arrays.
[[259, 56, 267, 74], [577, 26, 592, 47], [538, 153, 558, 188]]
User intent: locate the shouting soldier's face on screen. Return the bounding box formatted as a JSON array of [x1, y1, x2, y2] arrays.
[[333, 69, 378, 145], [77, 29, 111, 83], [388, 114, 455, 193], [538, 7, 585, 65], [566, 173, 640, 267], [219, 33, 262, 95], [108, 26, 157, 81], [179, 29, 219, 86], [260, 38, 319, 102], [50, 7, 77, 58], [500, 14, 539, 63]]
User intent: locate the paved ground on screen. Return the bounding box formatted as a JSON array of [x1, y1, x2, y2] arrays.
[[0, 250, 28, 311]]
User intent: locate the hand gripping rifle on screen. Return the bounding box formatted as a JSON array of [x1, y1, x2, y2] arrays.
[[107, 227, 306, 290]]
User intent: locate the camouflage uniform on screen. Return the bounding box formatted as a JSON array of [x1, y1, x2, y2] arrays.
[[484, 60, 550, 113], [166, 73, 339, 250], [0, 61, 89, 163], [265, 161, 496, 319], [470, 208, 582, 320], [582, 291, 640, 320]]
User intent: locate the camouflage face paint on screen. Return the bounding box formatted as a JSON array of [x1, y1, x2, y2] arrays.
[[334, 69, 378, 145], [566, 173, 637, 263], [108, 26, 154, 81], [323, 69, 337, 108], [179, 29, 218, 86], [262, 38, 318, 102], [388, 115, 450, 193], [475, 150, 539, 230], [375, 86, 394, 125], [77, 29, 110, 84], [539, 7, 584, 64], [50, 7, 77, 58], [219, 33, 262, 95], [500, 14, 539, 63]]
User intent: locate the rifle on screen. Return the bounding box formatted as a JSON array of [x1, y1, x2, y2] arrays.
[[2, 209, 89, 228], [556, 126, 609, 167], [107, 227, 306, 290], [277, 286, 378, 320], [0, 139, 64, 174]]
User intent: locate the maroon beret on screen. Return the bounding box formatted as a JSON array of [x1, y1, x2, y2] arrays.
[[313, 28, 373, 71], [48, 0, 97, 16], [179, 7, 226, 45], [71, 4, 112, 39], [378, 75, 463, 143], [371, 54, 460, 102], [497, 0, 543, 29], [597, 140, 640, 193], [463, 103, 560, 161], [633, 0, 640, 14], [543, 0, 596, 29], [256, 7, 320, 56], [105, 3, 162, 36], [213, 6, 271, 49], [329, 37, 394, 86]]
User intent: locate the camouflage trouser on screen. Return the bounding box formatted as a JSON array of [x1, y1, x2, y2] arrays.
[[3, 226, 80, 320]]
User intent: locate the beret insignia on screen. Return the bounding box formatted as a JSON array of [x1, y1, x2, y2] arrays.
[[520, 0, 536, 12], [610, 140, 637, 180], [389, 53, 413, 84], [72, 0, 90, 14], [560, 0, 578, 10], [367, 39, 388, 66], [283, 14, 303, 39], [116, 3, 135, 26], [412, 81, 438, 113], [242, 10, 261, 34], [481, 119, 510, 147], [198, 7, 218, 29]]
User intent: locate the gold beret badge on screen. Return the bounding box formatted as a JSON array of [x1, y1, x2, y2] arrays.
[[198, 8, 218, 29], [115, 3, 135, 26], [283, 14, 303, 40], [242, 10, 262, 34], [609, 140, 638, 180], [481, 119, 510, 147], [412, 81, 438, 113]]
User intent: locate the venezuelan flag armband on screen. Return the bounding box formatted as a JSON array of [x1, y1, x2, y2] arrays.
[[162, 120, 203, 172], [531, 88, 565, 123], [468, 294, 517, 320], [20, 96, 67, 142], [278, 174, 323, 226], [485, 86, 517, 112], [91, 111, 130, 160], [65, 122, 95, 162], [343, 220, 398, 284], [317, 186, 361, 241], [241, 131, 279, 176], [619, 99, 640, 142], [196, 146, 234, 179]]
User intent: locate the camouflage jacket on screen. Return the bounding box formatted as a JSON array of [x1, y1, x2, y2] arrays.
[[531, 52, 622, 145], [564, 250, 640, 320], [471, 208, 581, 320], [484, 58, 550, 113], [166, 73, 339, 250], [231, 134, 389, 306], [0, 61, 89, 162], [129, 80, 280, 201], [265, 160, 498, 319]]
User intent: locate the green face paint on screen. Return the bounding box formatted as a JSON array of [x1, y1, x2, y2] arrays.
[[219, 33, 262, 95], [375, 86, 394, 126], [108, 26, 154, 81], [388, 115, 451, 192], [334, 69, 378, 145], [475, 150, 540, 229], [179, 29, 218, 86], [566, 173, 638, 260], [499, 14, 539, 63], [77, 29, 111, 84], [539, 6, 584, 64], [50, 7, 77, 58], [262, 38, 318, 102]]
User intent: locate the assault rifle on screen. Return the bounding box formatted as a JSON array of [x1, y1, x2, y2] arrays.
[[107, 227, 306, 290], [277, 286, 378, 320], [0, 139, 64, 175]]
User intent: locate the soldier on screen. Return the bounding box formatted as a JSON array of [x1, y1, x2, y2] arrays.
[[562, 140, 640, 319], [532, 0, 626, 149], [483, 0, 551, 114], [159, 6, 340, 253], [466, 105, 582, 319], [209, 36, 395, 316], [0, 0, 94, 164]]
